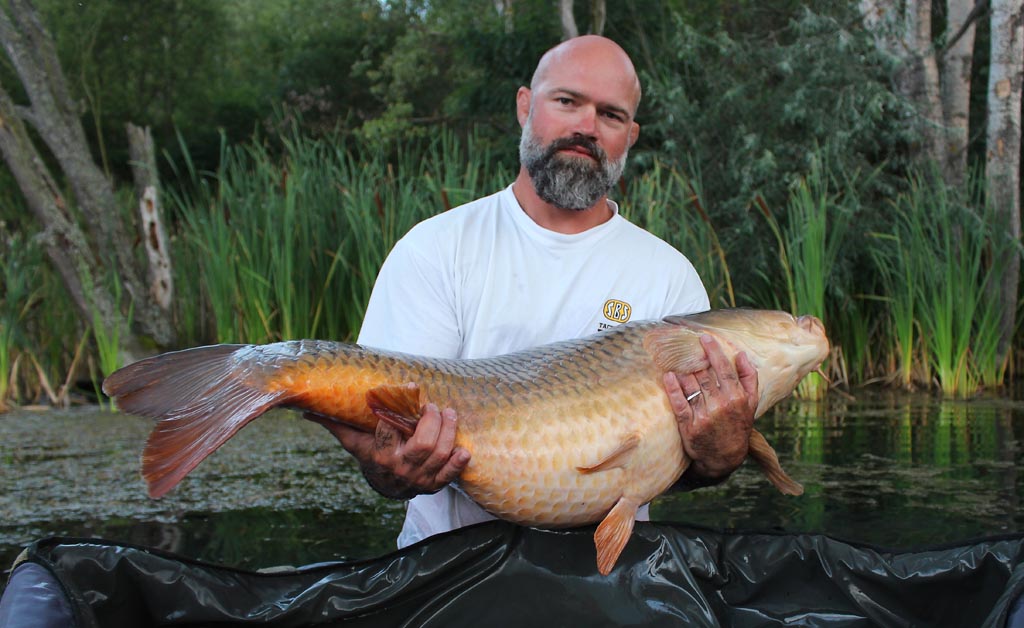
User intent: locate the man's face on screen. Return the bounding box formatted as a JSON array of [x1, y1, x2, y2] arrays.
[[518, 113, 628, 211], [515, 40, 640, 211]]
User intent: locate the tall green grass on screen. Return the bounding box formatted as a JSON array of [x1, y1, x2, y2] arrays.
[[619, 160, 735, 308], [756, 158, 849, 399], [167, 128, 511, 345], [3, 127, 1021, 406], [870, 172, 1008, 398], [0, 232, 41, 408]]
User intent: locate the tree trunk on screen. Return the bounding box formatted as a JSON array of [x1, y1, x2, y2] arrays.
[[939, 0, 977, 187], [860, 0, 945, 165], [493, 0, 515, 34], [126, 123, 173, 313], [0, 83, 110, 326], [986, 0, 1022, 366], [560, 0, 578, 40], [559, 0, 605, 39], [0, 0, 174, 358], [591, 0, 606, 36]]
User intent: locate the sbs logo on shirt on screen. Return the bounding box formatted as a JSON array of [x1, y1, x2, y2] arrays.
[[603, 299, 632, 323]]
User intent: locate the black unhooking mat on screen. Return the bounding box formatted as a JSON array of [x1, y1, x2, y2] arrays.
[[4, 521, 1024, 627]]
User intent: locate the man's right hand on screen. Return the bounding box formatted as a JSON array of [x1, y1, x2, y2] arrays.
[[308, 404, 471, 499]]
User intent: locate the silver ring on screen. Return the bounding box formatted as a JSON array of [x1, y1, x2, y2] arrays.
[[685, 390, 702, 402]]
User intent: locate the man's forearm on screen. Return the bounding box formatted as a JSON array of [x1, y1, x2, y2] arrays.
[[361, 464, 423, 500]]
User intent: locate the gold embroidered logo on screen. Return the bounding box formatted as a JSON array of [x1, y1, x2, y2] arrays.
[[603, 299, 632, 323]]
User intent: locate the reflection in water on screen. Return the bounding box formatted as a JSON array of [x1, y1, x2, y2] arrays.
[[654, 391, 1023, 548], [2, 390, 1024, 581]]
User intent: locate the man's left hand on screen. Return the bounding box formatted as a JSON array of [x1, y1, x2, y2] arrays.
[[662, 334, 758, 484]]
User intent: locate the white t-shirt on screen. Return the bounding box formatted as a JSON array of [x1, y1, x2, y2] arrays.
[[357, 185, 710, 548]]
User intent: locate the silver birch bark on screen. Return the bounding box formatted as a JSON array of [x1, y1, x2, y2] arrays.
[[986, 0, 1023, 364], [939, 0, 976, 186], [860, 0, 945, 164]]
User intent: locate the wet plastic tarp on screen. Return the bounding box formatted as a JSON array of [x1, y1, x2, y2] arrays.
[[5, 521, 1024, 627]]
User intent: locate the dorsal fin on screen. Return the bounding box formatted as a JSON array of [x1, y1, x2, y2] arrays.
[[642, 325, 710, 374], [366, 383, 423, 438]]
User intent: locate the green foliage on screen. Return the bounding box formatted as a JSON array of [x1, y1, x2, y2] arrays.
[[755, 155, 852, 398], [355, 0, 558, 147], [40, 0, 234, 176], [3, 0, 1021, 403], [870, 172, 1010, 398], [640, 8, 913, 301], [618, 160, 734, 309], [167, 128, 511, 345], [0, 230, 41, 406]]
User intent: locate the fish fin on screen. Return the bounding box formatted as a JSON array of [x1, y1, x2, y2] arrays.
[[748, 429, 804, 496], [366, 383, 422, 438], [103, 345, 287, 499], [594, 496, 640, 575], [577, 433, 640, 474], [642, 326, 711, 374]]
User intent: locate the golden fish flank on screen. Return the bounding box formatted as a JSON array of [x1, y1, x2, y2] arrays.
[[102, 308, 830, 576]]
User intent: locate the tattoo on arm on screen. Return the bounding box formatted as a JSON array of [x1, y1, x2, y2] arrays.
[[375, 430, 396, 451], [361, 464, 420, 500]]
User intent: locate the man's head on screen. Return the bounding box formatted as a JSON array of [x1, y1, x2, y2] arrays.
[[517, 36, 641, 211]]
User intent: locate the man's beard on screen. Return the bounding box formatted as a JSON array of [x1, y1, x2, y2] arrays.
[[518, 117, 627, 211]]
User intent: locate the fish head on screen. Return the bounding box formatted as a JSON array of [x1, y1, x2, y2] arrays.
[[707, 310, 830, 415], [654, 309, 830, 417]]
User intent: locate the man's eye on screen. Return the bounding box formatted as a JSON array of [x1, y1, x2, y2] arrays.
[[556, 97, 574, 105]]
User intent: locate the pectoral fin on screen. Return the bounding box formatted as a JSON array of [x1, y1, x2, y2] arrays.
[[748, 429, 804, 496], [366, 383, 423, 438], [594, 496, 640, 575], [642, 326, 711, 374], [577, 433, 640, 474]]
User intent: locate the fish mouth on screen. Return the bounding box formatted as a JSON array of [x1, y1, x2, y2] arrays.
[[796, 314, 831, 368], [796, 314, 825, 338]]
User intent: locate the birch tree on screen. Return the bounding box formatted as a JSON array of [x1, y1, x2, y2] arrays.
[[0, 0, 174, 362], [860, 0, 982, 184], [559, 0, 606, 40], [986, 0, 1022, 365], [939, 0, 979, 186]]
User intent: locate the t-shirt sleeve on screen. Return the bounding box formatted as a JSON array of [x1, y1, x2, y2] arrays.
[[356, 229, 462, 358], [662, 250, 711, 317]]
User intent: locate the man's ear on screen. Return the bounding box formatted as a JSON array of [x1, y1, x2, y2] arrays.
[[516, 87, 531, 127], [628, 121, 640, 148]]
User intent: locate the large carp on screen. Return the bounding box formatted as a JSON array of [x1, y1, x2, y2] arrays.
[[103, 308, 829, 575]]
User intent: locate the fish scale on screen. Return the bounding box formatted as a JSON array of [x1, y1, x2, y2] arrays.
[[103, 308, 830, 575]]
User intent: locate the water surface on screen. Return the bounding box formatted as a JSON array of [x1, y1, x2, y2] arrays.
[[2, 389, 1023, 586]]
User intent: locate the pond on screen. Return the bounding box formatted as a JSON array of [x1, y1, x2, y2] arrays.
[[3, 386, 1024, 593]]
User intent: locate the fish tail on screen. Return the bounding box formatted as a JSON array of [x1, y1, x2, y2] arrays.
[[747, 429, 804, 496], [103, 345, 288, 498]]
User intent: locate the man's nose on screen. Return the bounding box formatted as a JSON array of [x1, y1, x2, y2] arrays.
[[572, 105, 598, 136]]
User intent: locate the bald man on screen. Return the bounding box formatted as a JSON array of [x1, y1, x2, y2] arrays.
[[316, 36, 759, 548]]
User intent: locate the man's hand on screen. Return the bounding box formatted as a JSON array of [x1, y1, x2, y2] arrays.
[[308, 404, 471, 499], [662, 334, 758, 486]]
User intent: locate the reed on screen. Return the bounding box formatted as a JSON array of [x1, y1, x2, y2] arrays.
[[0, 232, 40, 408], [756, 156, 848, 399], [619, 160, 735, 308], [869, 229, 920, 389], [168, 128, 512, 345], [883, 172, 1006, 397]]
